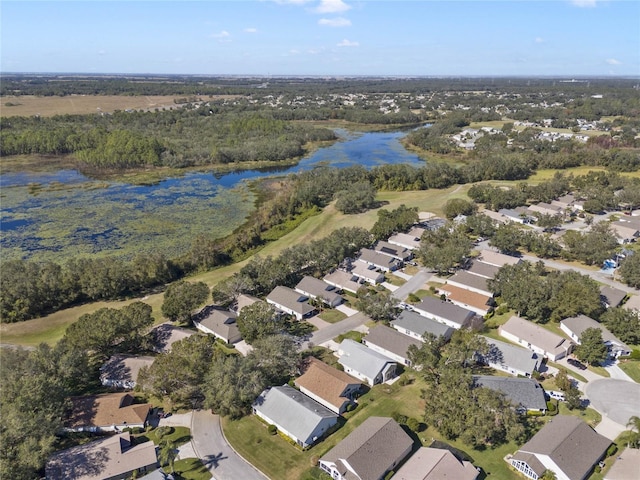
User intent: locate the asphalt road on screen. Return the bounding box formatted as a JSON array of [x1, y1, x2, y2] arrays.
[[190, 410, 267, 480], [584, 379, 640, 426], [301, 311, 370, 350]]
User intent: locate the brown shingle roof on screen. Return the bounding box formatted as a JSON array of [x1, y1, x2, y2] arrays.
[[393, 447, 479, 480], [295, 358, 362, 412], [65, 392, 151, 430], [46, 432, 157, 480], [439, 284, 493, 312]]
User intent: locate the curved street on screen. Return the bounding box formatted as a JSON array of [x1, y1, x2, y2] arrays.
[[190, 410, 267, 480]]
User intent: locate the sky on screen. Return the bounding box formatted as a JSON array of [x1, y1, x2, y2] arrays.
[[1, 0, 639, 77]]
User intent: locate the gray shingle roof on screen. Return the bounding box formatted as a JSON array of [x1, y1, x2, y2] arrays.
[[473, 375, 548, 411], [447, 270, 491, 293], [516, 416, 610, 480], [500, 316, 573, 358], [266, 286, 315, 316], [600, 285, 627, 308], [196, 308, 242, 343], [414, 296, 475, 327], [480, 337, 539, 375], [295, 276, 343, 305], [320, 417, 413, 480], [393, 447, 479, 480], [338, 339, 396, 380], [363, 325, 422, 360], [392, 310, 454, 340], [374, 240, 412, 260], [253, 385, 337, 443], [359, 248, 401, 269], [560, 315, 629, 350], [466, 259, 499, 279]]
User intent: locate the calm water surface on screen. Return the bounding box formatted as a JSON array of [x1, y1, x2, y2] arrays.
[[1, 129, 426, 261]]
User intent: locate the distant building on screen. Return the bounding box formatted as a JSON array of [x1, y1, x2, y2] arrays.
[[100, 354, 155, 390], [560, 315, 631, 359], [499, 316, 573, 361], [391, 310, 454, 342]]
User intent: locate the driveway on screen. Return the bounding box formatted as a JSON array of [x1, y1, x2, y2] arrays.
[[603, 361, 636, 382], [301, 311, 370, 350], [585, 379, 640, 426], [391, 268, 432, 300], [190, 409, 267, 480]]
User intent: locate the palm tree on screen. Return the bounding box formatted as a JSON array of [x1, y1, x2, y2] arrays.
[[621, 416, 640, 448], [158, 440, 178, 474]]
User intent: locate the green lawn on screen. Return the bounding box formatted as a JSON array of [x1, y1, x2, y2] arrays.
[[223, 376, 563, 480], [385, 273, 407, 287], [172, 458, 212, 480], [318, 309, 347, 324], [618, 359, 640, 383], [333, 330, 364, 344], [135, 426, 192, 447]]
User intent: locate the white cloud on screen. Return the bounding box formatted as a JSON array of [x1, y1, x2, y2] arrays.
[[337, 39, 359, 47], [570, 0, 597, 7], [318, 17, 351, 27], [289, 49, 301, 55], [244, 28, 258, 33], [307, 47, 326, 54], [210, 30, 231, 43], [211, 30, 230, 39], [315, 0, 351, 14], [606, 58, 622, 65], [98, 49, 107, 56], [535, 37, 544, 44], [270, 0, 313, 5]]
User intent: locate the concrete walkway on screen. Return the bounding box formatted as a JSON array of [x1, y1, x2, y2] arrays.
[[301, 311, 370, 350]]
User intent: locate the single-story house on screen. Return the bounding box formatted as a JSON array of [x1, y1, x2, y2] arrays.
[[408, 225, 426, 238], [266, 285, 315, 320], [481, 209, 511, 225], [445, 270, 493, 297], [476, 249, 522, 268], [610, 220, 640, 244], [603, 446, 640, 480], [422, 217, 447, 231], [374, 240, 413, 261], [600, 285, 627, 309], [295, 276, 344, 307], [473, 375, 548, 414], [357, 248, 402, 272], [498, 207, 533, 224], [393, 447, 479, 480], [499, 316, 574, 361], [510, 415, 610, 480], [295, 357, 362, 414], [193, 307, 242, 344], [478, 337, 540, 378], [148, 323, 194, 353], [551, 194, 579, 211], [324, 269, 364, 294], [391, 310, 454, 342], [351, 260, 385, 285], [252, 385, 338, 448], [412, 296, 476, 330], [363, 324, 423, 367], [318, 416, 413, 480], [466, 259, 500, 279], [438, 284, 494, 316], [387, 232, 421, 250], [234, 293, 261, 313], [99, 355, 155, 390], [527, 202, 564, 218], [338, 339, 397, 385], [64, 392, 152, 433], [46, 432, 158, 480], [560, 315, 631, 359]]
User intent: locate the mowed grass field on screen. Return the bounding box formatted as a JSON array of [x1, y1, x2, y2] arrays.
[[1, 185, 469, 347], [0, 94, 238, 117]]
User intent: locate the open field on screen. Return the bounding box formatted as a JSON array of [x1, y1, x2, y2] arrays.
[[0, 94, 237, 117]]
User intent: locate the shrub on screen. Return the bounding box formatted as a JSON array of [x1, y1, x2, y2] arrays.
[[384, 471, 394, 480], [407, 293, 420, 303], [606, 444, 618, 457], [407, 417, 420, 433], [392, 412, 408, 424], [268, 424, 277, 435]]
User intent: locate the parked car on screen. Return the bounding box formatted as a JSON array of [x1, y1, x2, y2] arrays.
[[567, 358, 587, 370], [546, 390, 566, 402]]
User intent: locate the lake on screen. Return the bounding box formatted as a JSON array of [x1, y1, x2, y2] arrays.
[[0, 129, 426, 263]]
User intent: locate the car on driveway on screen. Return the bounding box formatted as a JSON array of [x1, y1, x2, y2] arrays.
[[567, 358, 587, 370]]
